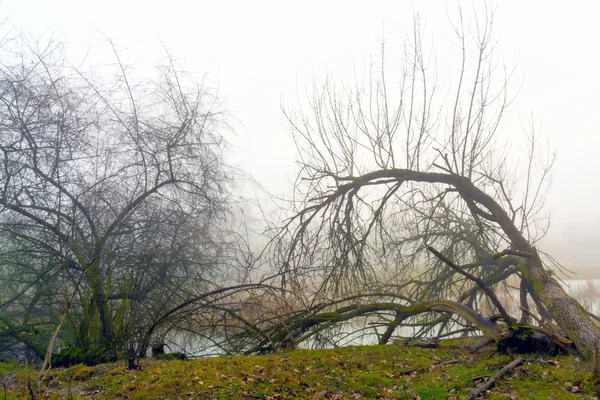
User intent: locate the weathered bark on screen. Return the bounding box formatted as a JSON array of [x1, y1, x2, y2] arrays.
[[518, 279, 530, 324], [327, 169, 600, 359], [469, 357, 524, 400], [452, 172, 600, 360], [519, 260, 600, 360]]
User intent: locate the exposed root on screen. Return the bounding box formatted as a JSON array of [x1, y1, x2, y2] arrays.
[[497, 325, 574, 356]]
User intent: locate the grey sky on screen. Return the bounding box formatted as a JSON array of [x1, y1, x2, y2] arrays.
[[4, 0, 600, 276]]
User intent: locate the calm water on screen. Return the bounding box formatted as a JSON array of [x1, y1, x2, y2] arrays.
[[167, 279, 600, 357], [562, 279, 600, 315]]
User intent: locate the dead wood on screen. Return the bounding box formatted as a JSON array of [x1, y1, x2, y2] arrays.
[[472, 339, 495, 353], [399, 367, 423, 375], [468, 357, 524, 400]]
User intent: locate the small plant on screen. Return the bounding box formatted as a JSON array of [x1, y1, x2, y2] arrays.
[[53, 346, 108, 367], [0, 373, 16, 400], [157, 352, 187, 361]]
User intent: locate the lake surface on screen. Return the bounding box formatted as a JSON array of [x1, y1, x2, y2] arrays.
[[167, 279, 600, 357]]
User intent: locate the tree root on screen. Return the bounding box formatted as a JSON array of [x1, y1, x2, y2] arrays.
[[497, 325, 573, 356]]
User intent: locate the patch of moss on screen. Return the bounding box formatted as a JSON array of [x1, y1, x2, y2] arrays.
[[1, 338, 599, 399], [69, 365, 95, 381], [53, 346, 108, 367], [156, 352, 187, 361], [497, 325, 564, 356]]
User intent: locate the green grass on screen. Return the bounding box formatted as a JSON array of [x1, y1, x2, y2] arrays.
[[1, 339, 599, 399]]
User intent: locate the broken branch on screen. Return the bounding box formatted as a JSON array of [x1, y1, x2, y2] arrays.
[[468, 357, 524, 400]]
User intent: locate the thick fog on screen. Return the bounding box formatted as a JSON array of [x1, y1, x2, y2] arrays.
[[5, 0, 600, 277]]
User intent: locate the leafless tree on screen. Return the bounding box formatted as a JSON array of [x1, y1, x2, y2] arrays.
[[0, 36, 241, 364], [267, 6, 600, 360]]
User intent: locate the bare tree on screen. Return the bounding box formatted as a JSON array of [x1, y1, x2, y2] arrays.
[[0, 36, 237, 363], [269, 7, 600, 359]]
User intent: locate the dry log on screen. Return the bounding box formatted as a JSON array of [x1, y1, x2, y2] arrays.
[[468, 357, 524, 399]]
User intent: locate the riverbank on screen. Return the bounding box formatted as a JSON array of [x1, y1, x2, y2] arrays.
[[1, 338, 598, 399]]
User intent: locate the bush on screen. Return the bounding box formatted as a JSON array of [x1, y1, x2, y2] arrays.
[[157, 352, 187, 361], [53, 346, 108, 367]]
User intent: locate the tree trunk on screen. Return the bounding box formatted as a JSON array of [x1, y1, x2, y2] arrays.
[[88, 261, 117, 362], [521, 256, 600, 360], [333, 170, 600, 359], [94, 290, 117, 361], [452, 172, 600, 360]]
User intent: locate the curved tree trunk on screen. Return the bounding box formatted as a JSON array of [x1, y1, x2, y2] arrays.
[[520, 257, 600, 360], [453, 172, 600, 360], [328, 169, 600, 359]]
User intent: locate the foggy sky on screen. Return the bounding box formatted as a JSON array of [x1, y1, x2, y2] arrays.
[[4, 0, 600, 277]]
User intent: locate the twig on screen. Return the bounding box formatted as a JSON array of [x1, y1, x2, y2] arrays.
[[398, 359, 460, 377], [472, 339, 494, 352], [441, 359, 460, 365], [587, 311, 600, 323], [25, 350, 35, 400], [399, 368, 423, 375], [493, 249, 532, 259], [468, 357, 524, 399], [247, 394, 267, 399], [37, 260, 94, 389], [518, 306, 542, 325]]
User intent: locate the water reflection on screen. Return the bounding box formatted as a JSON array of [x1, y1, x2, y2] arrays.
[[165, 279, 600, 357]]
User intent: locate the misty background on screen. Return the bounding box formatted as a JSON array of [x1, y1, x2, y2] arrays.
[[5, 0, 599, 277]]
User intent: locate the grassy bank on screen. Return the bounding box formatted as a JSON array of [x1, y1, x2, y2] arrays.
[[1, 339, 599, 399]]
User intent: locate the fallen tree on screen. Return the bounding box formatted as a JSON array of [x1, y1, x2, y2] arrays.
[[265, 6, 600, 360]]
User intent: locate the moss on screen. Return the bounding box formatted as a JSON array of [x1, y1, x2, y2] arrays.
[[156, 352, 186, 361], [497, 325, 535, 353], [1, 339, 599, 399], [53, 346, 108, 367], [69, 365, 95, 381], [497, 325, 564, 356]]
